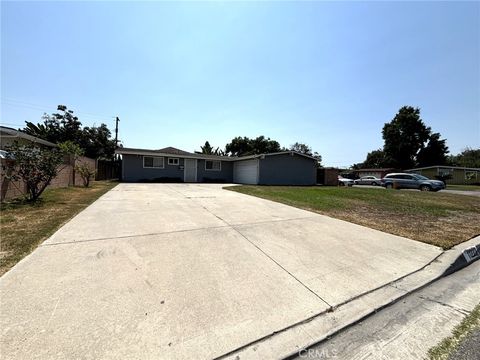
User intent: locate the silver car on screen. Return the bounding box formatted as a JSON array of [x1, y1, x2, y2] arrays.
[[354, 176, 381, 186], [381, 173, 445, 192]]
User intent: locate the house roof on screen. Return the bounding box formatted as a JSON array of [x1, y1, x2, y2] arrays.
[[0, 126, 57, 148], [115, 147, 319, 162], [156, 147, 193, 156], [355, 168, 396, 172], [235, 151, 320, 161], [116, 147, 235, 161], [407, 165, 480, 172]]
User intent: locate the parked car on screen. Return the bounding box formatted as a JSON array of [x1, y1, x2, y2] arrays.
[[354, 176, 381, 186], [338, 176, 354, 187], [381, 173, 445, 192]]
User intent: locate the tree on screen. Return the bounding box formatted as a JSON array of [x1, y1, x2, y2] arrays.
[[356, 149, 393, 168], [4, 142, 64, 202], [197, 141, 224, 156], [22, 105, 116, 159], [448, 148, 480, 168], [290, 142, 322, 166], [416, 132, 449, 167], [225, 136, 282, 156], [382, 106, 432, 169], [200, 141, 214, 155], [75, 163, 96, 187]]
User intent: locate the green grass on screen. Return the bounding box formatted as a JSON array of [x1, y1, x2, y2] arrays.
[[428, 303, 480, 360], [0, 181, 118, 276], [446, 184, 480, 191], [225, 186, 480, 249]]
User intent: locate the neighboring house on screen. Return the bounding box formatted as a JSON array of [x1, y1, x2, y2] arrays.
[[116, 147, 317, 185], [406, 166, 480, 185], [0, 125, 57, 149], [0, 126, 96, 201], [353, 168, 397, 179]]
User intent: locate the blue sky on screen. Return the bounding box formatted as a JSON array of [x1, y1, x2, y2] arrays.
[[1, 1, 479, 167]]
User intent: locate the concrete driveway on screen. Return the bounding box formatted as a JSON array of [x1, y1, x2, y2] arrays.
[[0, 184, 442, 359]]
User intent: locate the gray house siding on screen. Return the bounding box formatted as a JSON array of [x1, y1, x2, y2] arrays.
[[258, 153, 316, 185], [196, 159, 233, 183], [122, 154, 185, 182]]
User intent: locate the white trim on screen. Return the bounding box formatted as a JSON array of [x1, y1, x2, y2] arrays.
[[184, 159, 197, 182], [143, 156, 164, 169], [168, 157, 179, 166], [205, 160, 221, 171]]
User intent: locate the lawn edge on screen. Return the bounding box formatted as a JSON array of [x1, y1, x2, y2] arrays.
[[0, 182, 118, 277]]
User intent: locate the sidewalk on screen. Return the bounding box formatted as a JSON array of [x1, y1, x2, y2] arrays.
[[290, 261, 479, 359]]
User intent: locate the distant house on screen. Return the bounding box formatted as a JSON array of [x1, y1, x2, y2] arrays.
[[116, 146, 318, 185], [406, 166, 480, 185], [353, 168, 397, 179]]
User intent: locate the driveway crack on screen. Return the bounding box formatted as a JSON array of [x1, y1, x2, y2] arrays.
[[183, 193, 332, 308]]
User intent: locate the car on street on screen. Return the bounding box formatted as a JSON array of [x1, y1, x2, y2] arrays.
[[381, 173, 445, 191], [354, 176, 381, 186], [338, 176, 354, 187]]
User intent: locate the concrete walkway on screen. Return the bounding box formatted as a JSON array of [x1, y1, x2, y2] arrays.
[[1, 184, 442, 359]]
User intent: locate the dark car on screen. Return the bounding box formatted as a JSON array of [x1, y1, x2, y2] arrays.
[[354, 176, 381, 186], [381, 173, 445, 192]]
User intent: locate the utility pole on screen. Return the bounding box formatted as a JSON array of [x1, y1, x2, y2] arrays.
[[115, 116, 120, 148]]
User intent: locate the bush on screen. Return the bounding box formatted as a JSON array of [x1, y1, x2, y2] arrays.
[[4, 142, 63, 202], [75, 163, 96, 187]]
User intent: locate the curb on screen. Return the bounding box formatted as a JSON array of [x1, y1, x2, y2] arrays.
[[443, 243, 480, 276]]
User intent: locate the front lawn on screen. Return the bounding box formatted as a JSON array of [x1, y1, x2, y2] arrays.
[[0, 181, 117, 276], [225, 186, 480, 249]]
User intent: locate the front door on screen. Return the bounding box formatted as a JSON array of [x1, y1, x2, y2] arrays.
[[184, 159, 197, 182]]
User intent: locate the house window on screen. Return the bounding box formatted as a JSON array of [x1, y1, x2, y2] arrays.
[[465, 171, 478, 181], [205, 160, 221, 171], [143, 156, 164, 168], [168, 158, 179, 166]]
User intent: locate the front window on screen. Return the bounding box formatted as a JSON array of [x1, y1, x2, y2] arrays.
[[168, 158, 179, 166], [143, 156, 164, 168], [205, 160, 221, 171]]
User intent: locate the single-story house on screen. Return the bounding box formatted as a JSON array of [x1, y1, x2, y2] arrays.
[[406, 165, 480, 185], [353, 168, 397, 179], [115, 147, 318, 185]]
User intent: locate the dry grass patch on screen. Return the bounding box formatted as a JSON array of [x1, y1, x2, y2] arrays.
[[0, 181, 117, 276], [226, 186, 480, 249]]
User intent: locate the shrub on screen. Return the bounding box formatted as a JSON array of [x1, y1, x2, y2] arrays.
[[75, 163, 96, 187], [4, 142, 63, 202]]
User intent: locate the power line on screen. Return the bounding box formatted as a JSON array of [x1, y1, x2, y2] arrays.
[[1, 97, 115, 121]]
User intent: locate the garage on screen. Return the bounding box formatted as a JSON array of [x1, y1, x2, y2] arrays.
[[233, 159, 259, 184]]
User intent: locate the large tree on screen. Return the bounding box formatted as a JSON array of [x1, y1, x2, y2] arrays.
[[382, 106, 432, 169], [225, 136, 282, 156], [22, 105, 116, 159], [416, 132, 449, 167]]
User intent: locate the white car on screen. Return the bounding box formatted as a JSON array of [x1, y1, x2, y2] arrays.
[[338, 176, 354, 187], [354, 176, 382, 186]]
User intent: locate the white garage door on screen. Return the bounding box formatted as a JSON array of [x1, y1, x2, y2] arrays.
[[233, 160, 259, 184]]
